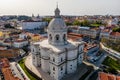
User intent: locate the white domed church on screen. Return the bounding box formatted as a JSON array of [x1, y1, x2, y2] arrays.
[[31, 6, 85, 80]]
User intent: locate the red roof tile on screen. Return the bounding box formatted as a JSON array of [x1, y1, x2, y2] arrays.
[[99, 72, 120, 80], [110, 32, 120, 37]]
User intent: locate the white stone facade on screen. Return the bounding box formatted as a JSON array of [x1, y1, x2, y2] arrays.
[[31, 6, 85, 80]]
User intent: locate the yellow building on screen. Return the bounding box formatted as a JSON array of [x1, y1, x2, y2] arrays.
[[31, 34, 40, 42], [0, 30, 11, 38], [0, 31, 3, 37]]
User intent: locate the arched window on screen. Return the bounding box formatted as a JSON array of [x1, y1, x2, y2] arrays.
[[56, 35, 59, 41], [49, 34, 52, 40], [61, 58, 63, 62], [53, 57, 55, 62], [61, 66, 63, 71], [33, 49, 34, 52], [53, 67, 55, 71], [63, 34, 66, 41]]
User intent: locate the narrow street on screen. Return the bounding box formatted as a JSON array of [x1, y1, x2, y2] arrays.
[[94, 53, 107, 67]]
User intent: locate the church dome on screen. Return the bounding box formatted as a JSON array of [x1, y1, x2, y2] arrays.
[[48, 5, 67, 31], [47, 5, 68, 46], [48, 18, 67, 31]]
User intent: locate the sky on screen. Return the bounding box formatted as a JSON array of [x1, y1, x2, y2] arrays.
[[0, 0, 120, 16]]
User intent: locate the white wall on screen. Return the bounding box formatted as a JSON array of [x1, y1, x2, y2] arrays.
[[13, 41, 28, 48], [41, 48, 50, 72], [67, 60, 77, 74], [19, 22, 47, 30]]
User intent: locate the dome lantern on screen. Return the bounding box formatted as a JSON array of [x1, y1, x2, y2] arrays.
[[55, 3, 60, 18]]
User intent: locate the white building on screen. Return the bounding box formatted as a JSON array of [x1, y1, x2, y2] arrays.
[[19, 32, 27, 39], [19, 21, 47, 30], [100, 29, 112, 38], [31, 6, 84, 80], [107, 18, 118, 26], [78, 26, 99, 38], [13, 39, 28, 48]]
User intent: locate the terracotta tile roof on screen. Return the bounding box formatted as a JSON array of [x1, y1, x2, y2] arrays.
[[68, 33, 83, 41], [101, 29, 111, 33], [68, 33, 83, 37], [33, 34, 40, 37], [0, 58, 10, 68], [116, 76, 120, 80], [0, 37, 4, 40], [110, 32, 120, 37], [0, 49, 20, 58], [0, 46, 7, 50], [0, 58, 20, 80], [90, 28, 99, 30], [2, 68, 20, 80], [23, 20, 42, 22], [108, 75, 115, 80], [99, 72, 120, 80], [99, 72, 108, 80], [15, 39, 27, 42], [84, 43, 97, 51]]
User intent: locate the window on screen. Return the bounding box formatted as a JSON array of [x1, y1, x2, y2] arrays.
[[63, 34, 66, 41], [61, 66, 63, 71], [80, 56, 82, 59], [33, 49, 34, 52], [61, 58, 63, 62], [49, 34, 52, 40], [53, 57, 55, 62], [79, 47, 82, 52], [56, 35, 59, 41], [33, 56, 35, 59], [53, 67, 55, 71]]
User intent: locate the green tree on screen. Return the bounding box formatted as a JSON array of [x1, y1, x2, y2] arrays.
[[73, 20, 81, 26], [43, 18, 52, 23], [83, 20, 90, 26], [113, 27, 120, 32], [4, 24, 15, 28], [66, 22, 72, 26]]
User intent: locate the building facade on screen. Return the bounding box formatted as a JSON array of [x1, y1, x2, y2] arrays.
[[19, 21, 47, 30], [31, 6, 84, 80]]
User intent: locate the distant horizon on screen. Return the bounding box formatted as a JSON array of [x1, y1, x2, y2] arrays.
[[0, 14, 120, 17], [0, 0, 119, 16]]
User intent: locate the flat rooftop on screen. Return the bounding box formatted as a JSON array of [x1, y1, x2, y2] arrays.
[[34, 39, 84, 53]]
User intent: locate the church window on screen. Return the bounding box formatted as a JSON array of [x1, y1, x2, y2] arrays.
[[63, 34, 66, 41], [33, 49, 34, 52], [53, 67, 55, 71], [53, 57, 55, 62], [61, 58, 63, 62], [61, 66, 63, 71], [49, 34, 52, 40], [80, 56, 82, 59], [33, 56, 35, 59], [56, 35, 59, 41]]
